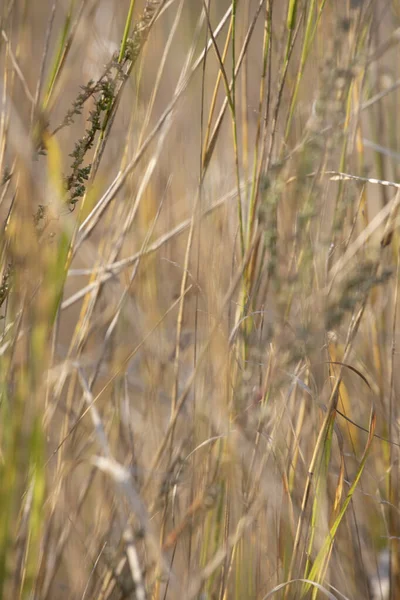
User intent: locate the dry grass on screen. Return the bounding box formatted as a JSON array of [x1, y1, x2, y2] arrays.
[[1, 0, 400, 598]]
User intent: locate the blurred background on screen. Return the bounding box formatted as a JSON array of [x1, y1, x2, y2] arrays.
[[1, 1, 400, 598]]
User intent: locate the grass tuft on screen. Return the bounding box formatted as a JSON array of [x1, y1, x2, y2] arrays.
[[2, 1, 400, 599]]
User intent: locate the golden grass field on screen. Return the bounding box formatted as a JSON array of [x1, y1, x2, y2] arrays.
[[1, 0, 400, 598]]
